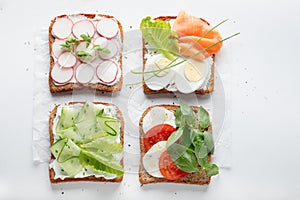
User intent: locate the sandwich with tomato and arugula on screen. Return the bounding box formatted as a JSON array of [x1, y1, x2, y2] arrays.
[[139, 103, 218, 185]]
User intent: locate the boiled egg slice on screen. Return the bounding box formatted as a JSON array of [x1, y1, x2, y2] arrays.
[[143, 141, 167, 178], [142, 106, 175, 133], [174, 59, 209, 94], [144, 54, 175, 91]]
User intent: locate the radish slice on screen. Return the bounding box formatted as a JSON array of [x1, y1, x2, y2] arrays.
[[52, 17, 73, 39], [75, 63, 95, 84], [99, 40, 119, 60], [52, 39, 66, 58], [57, 52, 77, 68], [76, 41, 97, 63], [51, 62, 74, 84], [96, 60, 119, 84], [96, 18, 119, 39], [93, 36, 108, 48], [72, 19, 95, 39]]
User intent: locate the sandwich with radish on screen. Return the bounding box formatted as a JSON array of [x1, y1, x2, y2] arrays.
[[139, 103, 218, 185], [48, 14, 123, 93]]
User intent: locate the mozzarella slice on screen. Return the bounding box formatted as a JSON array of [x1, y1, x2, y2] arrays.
[[174, 59, 209, 94], [143, 141, 167, 178], [144, 54, 175, 91], [142, 106, 175, 133], [96, 18, 119, 39], [52, 17, 73, 39], [72, 19, 95, 39]]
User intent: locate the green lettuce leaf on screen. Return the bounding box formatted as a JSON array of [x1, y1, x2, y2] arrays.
[[140, 16, 179, 60], [79, 150, 124, 177]]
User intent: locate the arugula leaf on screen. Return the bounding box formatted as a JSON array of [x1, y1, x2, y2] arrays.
[[79, 150, 124, 177], [140, 16, 179, 60], [175, 103, 196, 128], [203, 131, 214, 154], [166, 128, 183, 148], [198, 106, 210, 130], [167, 143, 199, 173]]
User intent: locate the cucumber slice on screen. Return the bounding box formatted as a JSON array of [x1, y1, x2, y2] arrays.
[[58, 157, 82, 178], [96, 116, 120, 136], [55, 106, 78, 132], [81, 136, 122, 154], [56, 126, 82, 143], [50, 138, 68, 158], [75, 102, 97, 123]]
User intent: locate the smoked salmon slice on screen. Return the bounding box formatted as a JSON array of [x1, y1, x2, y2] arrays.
[[173, 10, 223, 60]]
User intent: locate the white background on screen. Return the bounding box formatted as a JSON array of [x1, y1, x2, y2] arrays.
[[1, 0, 300, 199]]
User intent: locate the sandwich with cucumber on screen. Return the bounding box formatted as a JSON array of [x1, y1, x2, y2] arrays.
[[139, 103, 218, 185], [48, 101, 124, 183]]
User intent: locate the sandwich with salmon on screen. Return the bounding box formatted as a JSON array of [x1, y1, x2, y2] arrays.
[[137, 10, 224, 94], [49, 101, 124, 183], [139, 103, 218, 185], [48, 14, 123, 93]]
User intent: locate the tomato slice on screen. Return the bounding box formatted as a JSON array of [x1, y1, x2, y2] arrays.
[[143, 124, 176, 151], [159, 150, 189, 180]]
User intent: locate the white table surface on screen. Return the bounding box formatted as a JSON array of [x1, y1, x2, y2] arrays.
[[1, 0, 300, 199]]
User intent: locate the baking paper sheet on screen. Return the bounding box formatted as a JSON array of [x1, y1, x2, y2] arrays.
[[32, 28, 232, 174]]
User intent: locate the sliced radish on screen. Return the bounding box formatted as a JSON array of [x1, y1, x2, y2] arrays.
[[99, 40, 119, 60], [51, 62, 74, 84], [72, 19, 95, 39], [75, 41, 97, 63], [93, 36, 108, 48], [96, 18, 119, 39], [96, 60, 119, 84], [51, 17, 73, 39], [52, 39, 66, 58], [57, 52, 77, 68], [75, 63, 95, 84]]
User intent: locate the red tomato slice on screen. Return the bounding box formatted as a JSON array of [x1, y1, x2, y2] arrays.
[[159, 150, 189, 180], [143, 124, 176, 151]]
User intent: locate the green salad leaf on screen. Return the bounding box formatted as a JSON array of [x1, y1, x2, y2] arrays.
[[140, 16, 179, 61], [51, 102, 123, 178], [198, 106, 210, 130]]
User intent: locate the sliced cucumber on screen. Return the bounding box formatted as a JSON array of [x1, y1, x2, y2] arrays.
[[56, 126, 82, 143], [55, 106, 78, 132], [58, 157, 83, 178]]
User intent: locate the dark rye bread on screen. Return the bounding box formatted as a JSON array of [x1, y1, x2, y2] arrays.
[[49, 102, 124, 183], [139, 105, 212, 185], [48, 14, 124, 93], [142, 16, 215, 95]]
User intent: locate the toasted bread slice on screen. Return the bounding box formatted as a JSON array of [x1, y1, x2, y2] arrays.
[[142, 16, 215, 95], [48, 14, 124, 93], [49, 102, 124, 183], [139, 105, 212, 185]]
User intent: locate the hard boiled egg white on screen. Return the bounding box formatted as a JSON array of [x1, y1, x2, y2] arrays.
[[144, 54, 175, 91], [142, 106, 176, 133], [174, 59, 209, 94], [142, 141, 167, 178]]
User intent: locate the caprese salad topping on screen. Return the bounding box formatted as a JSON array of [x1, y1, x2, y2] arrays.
[[50, 15, 122, 86], [142, 103, 219, 180]]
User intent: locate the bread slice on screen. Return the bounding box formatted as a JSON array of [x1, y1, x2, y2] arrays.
[[48, 14, 124, 93], [142, 16, 215, 94], [139, 105, 212, 185], [49, 102, 124, 183]]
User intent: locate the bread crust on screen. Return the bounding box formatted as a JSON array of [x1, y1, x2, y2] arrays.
[[49, 102, 124, 183], [142, 16, 215, 95], [48, 14, 124, 93], [139, 105, 212, 185]]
